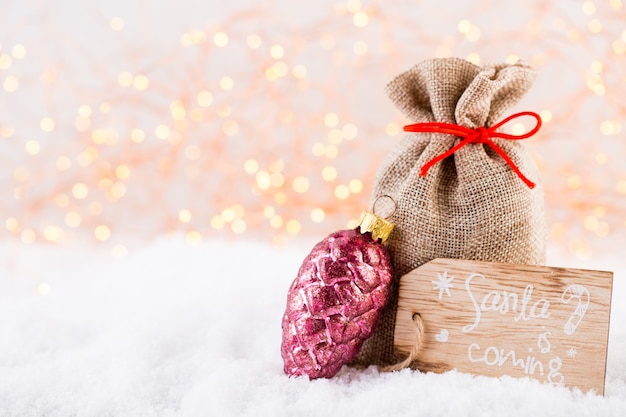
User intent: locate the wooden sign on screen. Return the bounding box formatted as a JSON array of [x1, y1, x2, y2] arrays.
[[394, 259, 613, 395]]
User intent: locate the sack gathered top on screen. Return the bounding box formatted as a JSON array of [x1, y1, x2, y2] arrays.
[[355, 57, 547, 367]]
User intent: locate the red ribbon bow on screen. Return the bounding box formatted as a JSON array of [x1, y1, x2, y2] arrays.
[[403, 111, 542, 189]]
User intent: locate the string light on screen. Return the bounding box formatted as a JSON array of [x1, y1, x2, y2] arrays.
[[180, 30, 206, 46], [222, 119, 239, 136], [112, 244, 128, 259], [346, 0, 362, 14], [328, 128, 342, 143], [312, 143, 325, 156], [505, 54, 519, 64], [348, 179, 363, 194], [270, 215, 283, 228], [263, 206, 275, 218], [285, 220, 301, 234], [458, 20, 472, 34], [197, 91, 213, 107], [589, 19, 603, 34], [342, 123, 358, 140], [216, 105, 231, 118], [6, 217, 19, 232], [109, 182, 126, 199], [170, 101, 186, 120], [0, 125, 15, 137], [185, 145, 201, 160], [11, 44, 26, 59], [186, 231, 202, 244], [213, 32, 229, 47], [582, 1, 596, 15], [133, 74, 149, 90], [322, 166, 337, 181], [43, 225, 65, 243], [292, 65, 307, 79], [567, 175, 582, 189], [269, 172, 284, 187], [270, 45, 284, 59], [178, 209, 192, 223], [155, 125, 170, 139], [72, 183, 89, 199], [244, 159, 259, 174], [4, 76, 18, 92], [274, 192, 287, 205], [65, 211, 81, 228], [540, 110, 553, 123], [311, 208, 325, 222], [219, 77, 234, 90], [89, 202, 103, 216], [0, 54, 12, 69], [211, 215, 225, 229], [24, 140, 40, 155], [37, 283, 51, 295], [324, 112, 339, 127], [247, 34, 262, 49], [334, 184, 350, 199], [467, 52, 481, 65], [54, 194, 69, 207], [256, 171, 271, 190], [130, 128, 145, 143], [110, 17, 124, 31], [385, 123, 400, 136], [21, 229, 36, 244], [292, 176, 310, 193], [231, 219, 246, 234], [94, 225, 111, 241], [353, 11, 368, 28]]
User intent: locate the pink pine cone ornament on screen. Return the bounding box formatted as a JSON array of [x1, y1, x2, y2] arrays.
[[281, 211, 394, 379]]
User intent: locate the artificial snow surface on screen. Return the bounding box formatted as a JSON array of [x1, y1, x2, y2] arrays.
[[0, 238, 624, 417]]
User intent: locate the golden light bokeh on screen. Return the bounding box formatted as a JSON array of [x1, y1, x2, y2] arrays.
[[0, 0, 625, 261]]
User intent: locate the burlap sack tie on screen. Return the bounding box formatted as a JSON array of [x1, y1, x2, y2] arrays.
[[355, 57, 547, 367]]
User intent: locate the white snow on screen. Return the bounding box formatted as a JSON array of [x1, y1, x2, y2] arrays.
[[0, 237, 624, 417]]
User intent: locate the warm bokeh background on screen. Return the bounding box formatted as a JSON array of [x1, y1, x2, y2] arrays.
[[1, 0, 625, 259]]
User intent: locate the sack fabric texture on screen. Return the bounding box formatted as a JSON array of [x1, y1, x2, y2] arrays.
[[355, 57, 547, 367]]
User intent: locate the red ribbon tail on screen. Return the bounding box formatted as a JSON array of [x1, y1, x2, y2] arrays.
[[484, 139, 536, 189]]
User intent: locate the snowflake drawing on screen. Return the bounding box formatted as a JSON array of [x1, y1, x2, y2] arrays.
[[566, 347, 577, 358], [432, 271, 454, 300]]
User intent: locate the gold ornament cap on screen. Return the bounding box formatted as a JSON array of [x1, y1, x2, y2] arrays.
[[359, 211, 394, 244]]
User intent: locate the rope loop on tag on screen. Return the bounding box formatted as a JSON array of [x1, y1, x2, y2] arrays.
[[381, 312, 424, 373]]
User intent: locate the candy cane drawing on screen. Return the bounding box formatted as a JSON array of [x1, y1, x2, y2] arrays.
[[561, 284, 590, 335]]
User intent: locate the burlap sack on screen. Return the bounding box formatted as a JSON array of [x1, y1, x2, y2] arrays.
[[356, 57, 547, 367]]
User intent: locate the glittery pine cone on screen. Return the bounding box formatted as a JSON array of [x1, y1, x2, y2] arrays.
[[281, 227, 393, 379]]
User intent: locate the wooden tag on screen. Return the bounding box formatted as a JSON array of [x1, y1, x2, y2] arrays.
[[394, 259, 613, 395]]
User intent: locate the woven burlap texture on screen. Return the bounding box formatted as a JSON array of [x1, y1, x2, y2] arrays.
[[355, 57, 547, 367]]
